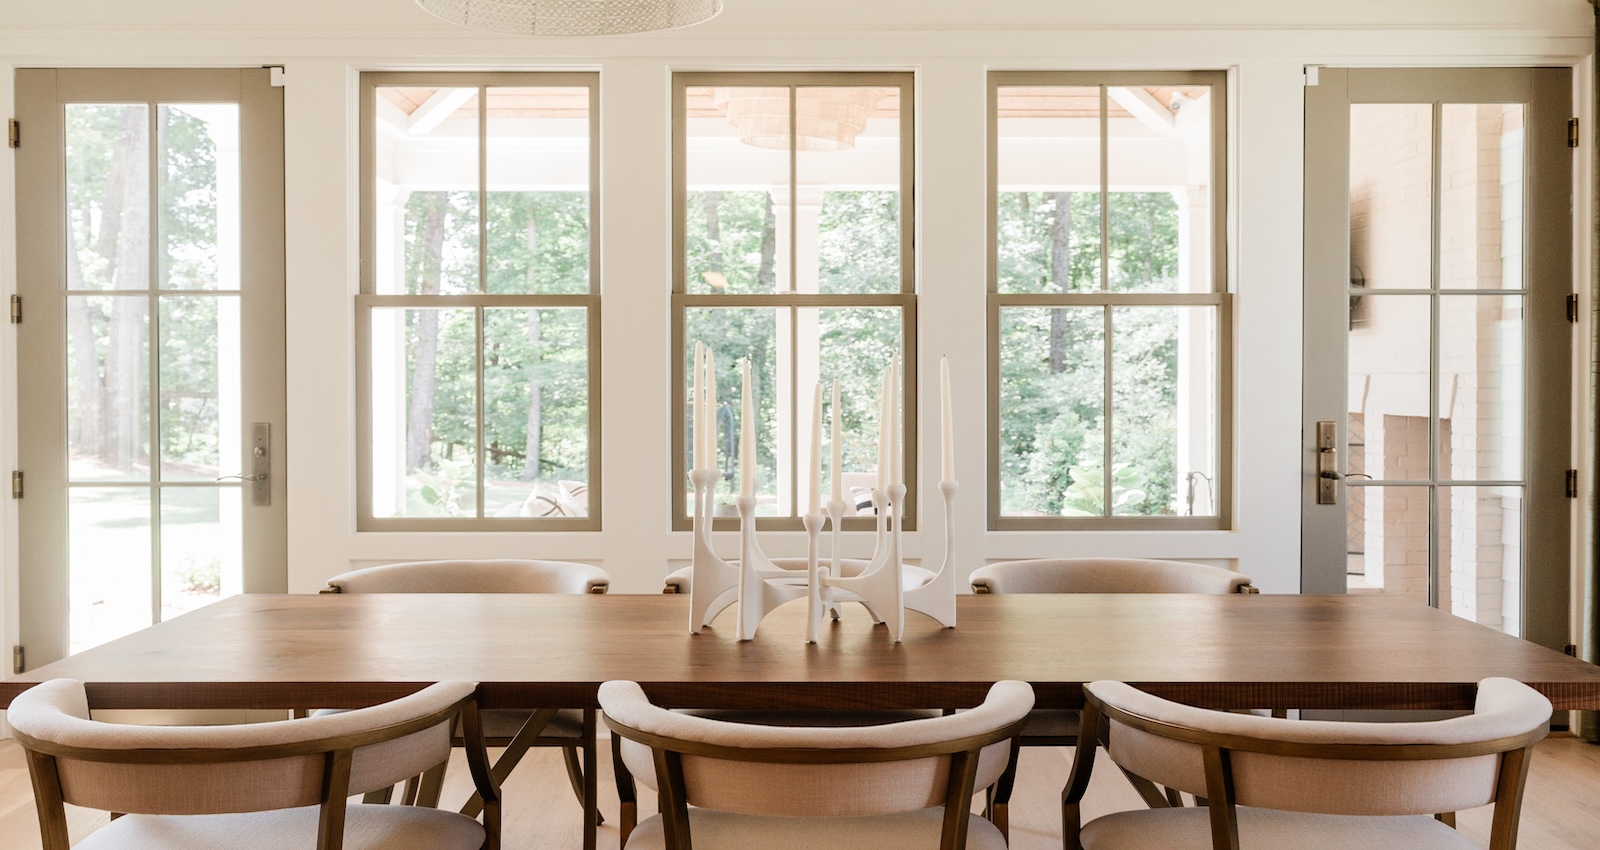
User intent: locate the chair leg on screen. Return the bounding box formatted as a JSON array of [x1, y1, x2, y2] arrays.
[[613, 730, 638, 847], [562, 715, 603, 850], [461, 709, 557, 818], [986, 737, 1021, 840], [415, 761, 448, 809]]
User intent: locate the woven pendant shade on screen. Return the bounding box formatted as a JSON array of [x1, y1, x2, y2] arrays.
[[417, 0, 722, 36], [712, 87, 887, 152]]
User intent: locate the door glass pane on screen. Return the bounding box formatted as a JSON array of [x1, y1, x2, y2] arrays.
[[995, 86, 1102, 294], [482, 307, 589, 517], [1346, 294, 1431, 481], [70, 488, 152, 654], [1439, 104, 1525, 291], [1349, 104, 1433, 290], [65, 104, 150, 292], [159, 295, 239, 481], [160, 487, 241, 622], [686, 86, 791, 294], [1345, 484, 1430, 602], [685, 308, 780, 515], [1440, 486, 1523, 636], [369, 306, 479, 518], [485, 86, 590, 295], [374, 86, 480, 295], [158, 103, 239, 290], [1106, 85, 1214, 294], [794, 86, 901, 295], [1439, 294, 1523, 481], [1111, 306, 1218, 517], [67, 295, 150, 482], [998, 306, 1105, 516]]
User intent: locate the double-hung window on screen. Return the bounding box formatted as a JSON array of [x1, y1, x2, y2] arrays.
[[358, 73, 600, 530], [672, 73, 915, 529], [989, 72, 1230, 529]]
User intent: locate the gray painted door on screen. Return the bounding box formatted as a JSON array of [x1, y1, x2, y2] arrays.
[[1303, 68, 1572, 651], [15, 68, 286, 668]]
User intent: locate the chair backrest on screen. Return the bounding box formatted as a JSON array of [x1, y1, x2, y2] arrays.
[[602, 679, 1032, 834], [7, 678, 493, 848], [1072, 678, 1549, 847], [325, 558, 609, 595], [970, 557, 1252, 594]]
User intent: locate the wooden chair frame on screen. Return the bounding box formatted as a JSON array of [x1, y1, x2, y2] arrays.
[[15, 688, 502, 850], [605, 712, 1028, 850], [974, 565, 1257, 836], [1060, 686, 1547, 850], [322, 566, 606, 850]]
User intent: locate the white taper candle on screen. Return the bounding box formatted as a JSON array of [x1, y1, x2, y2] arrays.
[[693, 342, 705, 472], [941, 356, 953, 483], [741, 360, 755, 498], [891, 353, 903, 487], [809, 382, 822, 514], [705, 346, 717, 468], [875, 367, 889, 491], [830, 382, 842, 503]]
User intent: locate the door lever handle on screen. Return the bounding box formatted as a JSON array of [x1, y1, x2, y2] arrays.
[[216, 473, 268, 482]]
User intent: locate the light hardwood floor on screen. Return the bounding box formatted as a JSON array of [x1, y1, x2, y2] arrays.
[[3, 734, 1598, 848]]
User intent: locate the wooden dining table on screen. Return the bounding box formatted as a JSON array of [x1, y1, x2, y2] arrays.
[[4, 592, 1600, 713]]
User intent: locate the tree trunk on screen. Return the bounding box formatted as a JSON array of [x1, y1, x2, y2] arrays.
[[758, 193, 776, 290], [407, 195, 447, 471], [65, 236, 101, 458], [104, 109, 150, 472], [1048, 191, 1073, 374], [522, 207, 543, 483]]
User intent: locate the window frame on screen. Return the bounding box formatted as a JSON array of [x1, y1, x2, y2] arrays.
[[670, 71, 917, 532], [355, 71, 602, 531], [987, 70, 1233, 531]]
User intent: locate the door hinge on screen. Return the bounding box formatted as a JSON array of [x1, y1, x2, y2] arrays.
[[11, 645, 21, 675], [9, 294, 20, 324], [10, 470, 21, 499], [6, 118, 17, 149], [1569, 293, 1581, 323], [1566, 469, 1579, 498], [1570, 117, 1581, 148]]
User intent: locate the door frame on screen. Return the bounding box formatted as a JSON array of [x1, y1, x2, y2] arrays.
[[14, 68, 287, 669], [1302, 67, 1573, 651]]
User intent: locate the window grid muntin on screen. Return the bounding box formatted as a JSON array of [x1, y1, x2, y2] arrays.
[[357, 72, 600, 530], [988, 70, 1232, 531], [672, 71, 916, 532]]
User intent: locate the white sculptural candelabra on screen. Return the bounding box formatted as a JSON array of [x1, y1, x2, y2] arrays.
[[687, 347, 958, 643]]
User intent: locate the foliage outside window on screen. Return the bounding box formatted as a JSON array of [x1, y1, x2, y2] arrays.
[[674, 74, 915, 529], [990, 72, 1230, 530], [358, 74, 599, 530]]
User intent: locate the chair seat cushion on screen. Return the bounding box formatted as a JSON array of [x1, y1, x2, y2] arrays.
[[76, 803, 486, 850], [626, 807, 1007, 850], [1080, 806, 1480, 850]]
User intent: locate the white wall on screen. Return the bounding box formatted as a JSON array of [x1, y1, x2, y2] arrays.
[[0, 1, 1591, 662]]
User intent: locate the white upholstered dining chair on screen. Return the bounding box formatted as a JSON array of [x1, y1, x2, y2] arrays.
[[1064, 677, 1550, 850], [967, 557, 1255, 834], [600, 678, 1034, 850], [7, 678, 499, 850], [322, 558, 609, 850]]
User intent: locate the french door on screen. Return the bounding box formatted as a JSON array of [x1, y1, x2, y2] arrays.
[[15, 69, 286, 669], [1303, 68, 1572, 651]]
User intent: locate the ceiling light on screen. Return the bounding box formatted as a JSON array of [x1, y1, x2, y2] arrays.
[[416, 0, 723, 36]]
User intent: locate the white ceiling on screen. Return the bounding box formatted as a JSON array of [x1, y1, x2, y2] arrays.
[[3, 0, 1588, 34]]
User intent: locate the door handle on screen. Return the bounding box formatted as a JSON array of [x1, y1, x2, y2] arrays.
[[1316, 421, 1339, 505], [216, 423, 272, 507]]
